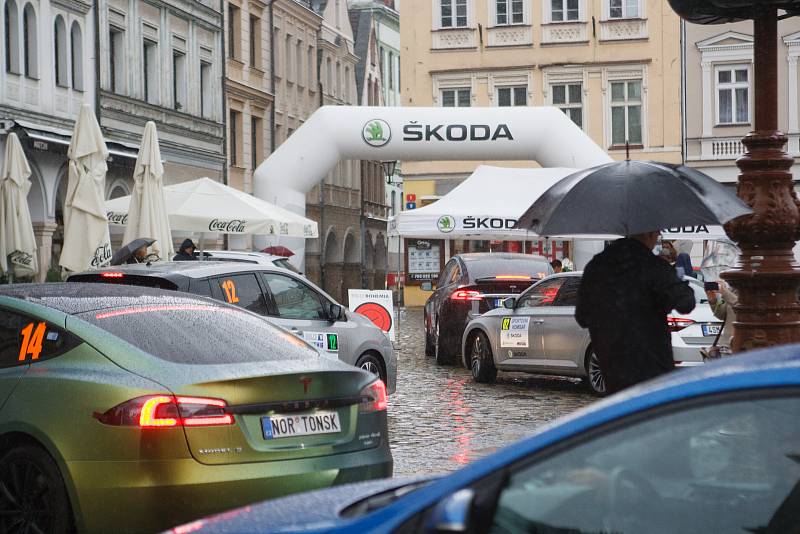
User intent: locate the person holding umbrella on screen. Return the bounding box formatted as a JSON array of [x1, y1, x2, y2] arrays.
[[575, 231, 696, 394], [173, 239, 197, 261]]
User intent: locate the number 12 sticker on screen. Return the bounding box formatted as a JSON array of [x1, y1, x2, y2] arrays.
[[19, 322, 46, 361]]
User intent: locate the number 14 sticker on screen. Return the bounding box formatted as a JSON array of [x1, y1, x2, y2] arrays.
[[19, 322, 46, 361]]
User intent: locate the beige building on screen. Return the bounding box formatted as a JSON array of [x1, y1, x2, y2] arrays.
[[683, 19, 800, 183], [400, 0, 682, 305], [224, 0, 274, 199]]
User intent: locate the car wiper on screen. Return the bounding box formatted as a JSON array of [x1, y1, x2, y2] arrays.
[[340, 480, 433, 518]]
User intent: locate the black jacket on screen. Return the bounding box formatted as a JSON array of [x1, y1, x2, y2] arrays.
[[172, 251, 196, 261], [576, 238, 696, 390]]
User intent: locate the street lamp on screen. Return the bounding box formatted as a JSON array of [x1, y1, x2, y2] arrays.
[[667, 0, 800, 351], [380, 160, 398, 185]]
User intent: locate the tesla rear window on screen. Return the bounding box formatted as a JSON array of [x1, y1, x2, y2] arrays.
[[79, 303, 318, 364], [467, 259, 553, 281]]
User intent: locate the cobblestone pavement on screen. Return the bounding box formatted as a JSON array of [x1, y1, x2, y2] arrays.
[[387, 307, 596, 477]]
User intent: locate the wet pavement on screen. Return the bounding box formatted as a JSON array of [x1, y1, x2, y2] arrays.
[[387, 308, 597, 477]]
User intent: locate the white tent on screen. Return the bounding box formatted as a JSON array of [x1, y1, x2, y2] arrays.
[[389, 165, 729, 243], [107, 177, 318, 238], [388, 166, 579, 240]]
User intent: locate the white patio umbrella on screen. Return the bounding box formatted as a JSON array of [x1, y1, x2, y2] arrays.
[[0, 133, 38, 278], [123, 121, 173, 261], [59, 105, 112, 272], [106, 177, 318, 238]]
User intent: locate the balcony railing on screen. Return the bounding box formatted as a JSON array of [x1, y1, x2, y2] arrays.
[[691, 134, 800, 161]]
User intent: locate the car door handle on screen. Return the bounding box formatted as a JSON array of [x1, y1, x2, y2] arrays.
[[290, 327, 304, 336], [531, 319, 545, 324]]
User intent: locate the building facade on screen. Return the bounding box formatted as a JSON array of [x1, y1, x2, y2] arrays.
[[1, 0, 96, 279], [683, 19, 800, 184], [300, 0, 361, 304], [399, 0, 682, 305]]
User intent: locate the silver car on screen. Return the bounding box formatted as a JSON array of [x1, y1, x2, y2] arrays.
[[68, 262, 397, 393], [461, 272, 720, 395]]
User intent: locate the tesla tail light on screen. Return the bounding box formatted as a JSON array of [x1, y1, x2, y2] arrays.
[[667, 316, 695, 332], [451, 290, 483, 301], [494, 275, 532, 280], [359, 380, 388, 414], [95, 395, 234, 428], [101, 272, 125, 278]]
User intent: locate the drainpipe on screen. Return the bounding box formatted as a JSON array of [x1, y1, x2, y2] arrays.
[[269, 0, 275, 153], [680, 19, 687, 164], [220, 0, 229, 250], [93, 0, 101, 118], [317, 43, 325, 288]]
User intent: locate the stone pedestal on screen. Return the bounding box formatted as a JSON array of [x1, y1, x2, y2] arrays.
[[32, 220, 58, 282]]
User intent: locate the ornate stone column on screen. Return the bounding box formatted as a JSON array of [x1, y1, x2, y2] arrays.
[[722, 7, 800, 350], [32, 220, 58, 282]]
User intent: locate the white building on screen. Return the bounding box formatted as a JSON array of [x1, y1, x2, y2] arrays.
[[1, 0, 96, 279]]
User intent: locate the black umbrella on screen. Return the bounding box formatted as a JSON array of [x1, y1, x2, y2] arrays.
[[110, 238, 156, 266], [515, 161, 752, 236]]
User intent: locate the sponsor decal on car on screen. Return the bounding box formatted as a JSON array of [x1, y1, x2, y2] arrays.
[[500, 316, 530, 348], [304, 332, 339, 352]]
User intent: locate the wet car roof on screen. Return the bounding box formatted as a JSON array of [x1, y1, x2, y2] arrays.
[[458, 252, 549, 262], [75, 261, 292, 279], [0, 282, 218, 315]]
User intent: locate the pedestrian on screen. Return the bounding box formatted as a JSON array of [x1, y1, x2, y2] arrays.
[[575, 231, 696, 394], [551, 259, 563, 273], [173, 239, 197, 261], [126, 244, 148, 264], [706, 279, 737, 353]]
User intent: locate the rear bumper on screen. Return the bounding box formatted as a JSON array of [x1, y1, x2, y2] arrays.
[[69, 444, 393, 534]]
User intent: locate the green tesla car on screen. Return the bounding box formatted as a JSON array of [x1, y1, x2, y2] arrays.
[[0, 283, 392, 534]]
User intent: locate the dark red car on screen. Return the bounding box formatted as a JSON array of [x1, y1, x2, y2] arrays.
[[422, 253, 553, 365]]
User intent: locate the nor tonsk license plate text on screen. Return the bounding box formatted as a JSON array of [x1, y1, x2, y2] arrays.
[[261, 411, 341, 440]]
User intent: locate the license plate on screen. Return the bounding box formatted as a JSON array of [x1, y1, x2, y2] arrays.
[[702, 324, 722, 336], [261, 411, 341, 440]]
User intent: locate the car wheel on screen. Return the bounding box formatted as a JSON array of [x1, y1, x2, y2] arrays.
[[434, 322, 455, 366], [356, 353, 386, 384], [469, 332, 497, 383], [0, 445, 74, 534], [424, 317, 434, 357], [584, 348, 607, 396]]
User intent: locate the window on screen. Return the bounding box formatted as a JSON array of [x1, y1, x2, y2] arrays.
[[336, 61, 341, 97], [81, 303, 316, 364], [390, 190, 396, 214], [251, 116, 262, 170], [295, 41, 303, 86], [109, 28, 125, 93], [344, 66, 350, 102], [438, 260, 458, 287], [285, 34, 291, 83], [215, 274, 268, 315], [609, 0, 638, 19], [551, 0, 579, 22], [717, 66, 749, 125], [143, 40, 158, 104], [22, 3, 37, 78], [489, 394, 800, 533], [188, 279, 213, 298], [4, 0, 20, 74], [440, 0, 467, 28], [497, 0, 523, 25], [610, 80, 642, 146], [229, 109, 241, 166], [388, 53, 394, 89], [307, 46, 314, 87], [0, 310, 81, 368], [518, 278, 565, 308], [200, 61, 212, 118], [54, 16, 67, 86], [262, 273, 327, 320], [441, 88, 471, 107], [70, 22, 82, 90], [553, 277, 580, 306], [172, 50, 186, 111], [249, 15, 260, 68], [326, 57, 332, 91], [552, 83, 583, 128], [498, 86, 527, 106], [227, 4, 240, 59]]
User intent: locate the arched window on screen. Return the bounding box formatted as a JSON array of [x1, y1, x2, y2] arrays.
[[54, 15, 67, 86], [70, 21, 82, 90], [22, 2, 36, 78], [4, 0, 20, 74]]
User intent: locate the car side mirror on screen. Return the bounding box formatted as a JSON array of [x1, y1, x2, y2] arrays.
[[421, 282, 433, 291], [424, 488, 475, 533], [503, 298, 517, 309], [328, 303, 344, 323]]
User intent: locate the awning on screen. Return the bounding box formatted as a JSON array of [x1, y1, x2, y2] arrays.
[[12, 119, 140, 160]]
